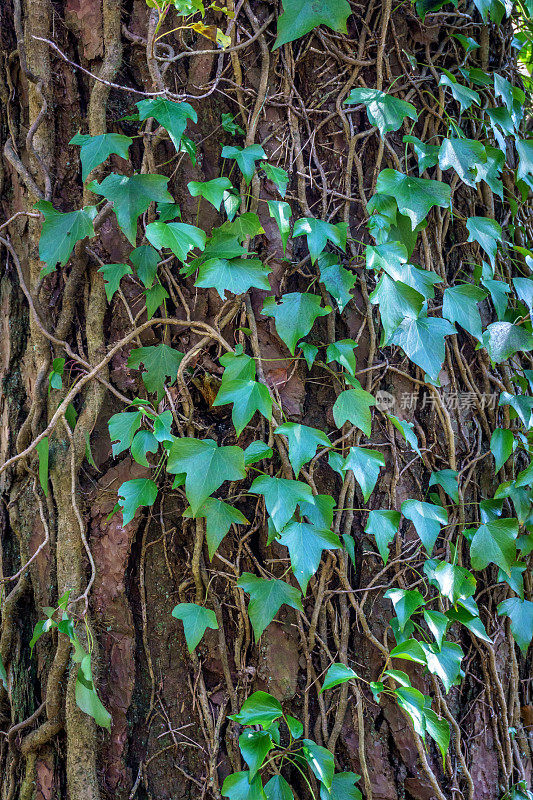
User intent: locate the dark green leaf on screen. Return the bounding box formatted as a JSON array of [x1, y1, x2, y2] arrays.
[[145, 220, 206, 262], [130, 245, 160, 288], [497, 597, 533, 653], [385, 588, 425, 631], [470, 518, 519, 575], [301, 739, 335, 789], [428, 469, 459, 503], [76, 654, 112, 730], [365, 509, 400, 565], [274, 0, 351, 49], [36, 437, 49, 497], [262, 293, 331, 355], [128, 344, 184, 399], [195, 257, 272, 300], [326, 340, 358, 376], [35, 200, 96, 273], [490, 428, 515, 472], [230, 690, 283, 728], [279, 520, 341, 593], [345, 89, 417, 137], [237, 573, 303, 639], [265, 776, 294, 800], [222, 144, 266, 183], [342, 447, 385, 502], [188, 177, 233, 211], [136, 98, 197, 151], [239, 729, 274, 779], [222, 772, 266, 800], [375, 170, 451, 229], [332, 380, 375, 434], [293, 218, 347, 264], [321, 663, 358, 692], [275, 423, 331, 477], [267, 200, 291, 252], [391, 314, 455, 382], [70, 131, 132, 181], [401, 500, 448, 555], [98, 263, 132, 302], [318, 255, 357, 313], [442, 284, 486, 341]]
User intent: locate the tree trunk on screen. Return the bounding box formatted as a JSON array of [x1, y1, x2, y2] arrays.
[[0, 2, 531, 800]]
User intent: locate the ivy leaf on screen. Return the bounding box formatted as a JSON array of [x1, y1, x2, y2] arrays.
[[36, 437, 49, 497], [222, 772, 266, 800], [481, 322, 533, 362], [466, 217, 502, 269], [391, 314, 456, 382], [428, 469, 459, 503], [157, 202, 182, 222], [279, 521, 341, 593], [117, 478, 158, 525], [424, 708, 451, 766], [318, 255, 357, 312], [301, 740, 335, 789], [438, 138, 486, 188], [213, 378, 272, 436], [35, 200, 96, 273], [230, 690, 283, 728], [332, 381, 376, 435], [128, 344, 184, 399], [108, 410, 142, 457], [195, 257, 272, 300], [452, 33, 480, 54], [320, 773, 362, 800], [403, 135, 440, 175], [402, 499, 448, 555], [421, 641, 463, 693], [366, 240, 407, 272], [244, 441, 273, 466], [345, 89, 417, 137], [424, 559, 476, 605], [375, 170, 451, 229], [236, 573, 303, 639], [188, 177, 233, 211], [292, 218, 347, 264], [497, 597, 533, 653], [370, 274, 424, 344], [130, 245, 160, 288], [320, 663, 358, 693], [171, 603, 218, 652], [136, 98, 197, 151], [263, 163, 289, 197], [221, 144, 266, 184], [267, 200, 292, 252], [130, 429, 158, 467], [300, 342, 318, 370], [382, 263, 441, 301], [385, 589, 426, 631], [365, 509, 400, 565], [423, 610, 449, 649], [265, 776, 294, 800], [273, 0, 351, 49], [239, 730, 274, 780], [145, 220, 206, 262], [389, 415, 422, 457], [390, 639, 427, 665], [70, 131, 133, 181], [250, 475, 315, 532], [473, 145, 505, 199], [513, 277, 533, 318], [184, 497, 248, 559], [516, 139, 533, 184], [442, 284, 486, 341], [439, 72, 480, 113], [490, 428, 515, 471], [342, 447, 385, 503], [275, 423, 331, 477], [76, 654, 112, 730], [98, 263, 132, 302], [262, 293, 331, 355], [167, 438, 246, 515], [470, 518, 518, 575], [326, 340, 358, 375]]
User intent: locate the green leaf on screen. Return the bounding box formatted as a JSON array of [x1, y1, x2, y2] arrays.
[[273, 0, 351, 49], [452, 33, 480, 53], [167, 438, 246, 516], [345, 89, 417, 137], [222, 144, 266, 184], [262, 293, 331, 355], [365, 509, 400, 564], [188, 177, 233, 211], [128, 344, 184, 399], [171, 602, 218, 652], [230, 690, 283, 728], [275, 423, 331, 477], [195, 257, 272, 300], [389, 415, 422, 457], [301, 739, 335, 789], [76, 654, 112, 730], [213, 378, 272, 436], [265, 776, 293, 800], [320, 774, 362, 800], [130, 245, 160, 288], [481, 322, 533, 363], [250, 475, 314, 531], [0, 653, 7, 691], [438, 138, 486, 188], [237, 573, 303, 639], [370, 274, 424, 345], [391, 314, 455, 382], [424, 708, 451, 766], [375, 170, 451, 229], [117, 478, 158, 525], [263, 163, 289, 197], [403, 135, 440, 175], [380, 262, 441, 301], [326, 340, 358, 376], [321, 663, 358, 692], [439, 72, 480, 113], [130, 430, 158, 467], [342, 447, 385, 503], [385, 588, 425, 631], [497, 597, 533, 653], [244, 441, 273, 466], [144, 282, 169, 319], [424, 559, 476, 604], [70, 131, 132, 181], [136, 98, 197, 151], [35, 200, 96, 273], [145, 220, 206, 262], [490, 428, 515, 472], [428, 469, 459, 503], [423, 610, 450, 649], [292, 218, 347, 264], [98, 263, 132, 302], [332, 381, 376, 435], [513, 277, 533, 318], [300, 342, 318, 370], [442, 284, 486, 341], [108, 410, 142, 457], [401, 499, 448, 555], [239, 730, 274, 779], [466, 217, 502, 269], [470, 518, 518, 575], [88, 173, 173, 245], [286, 716, 304, 739], [516, 139, 533, 184], [222, 772, 266, 800], [36, 437, 49, 497], [318, 255, 356, 313], [267, 200, 292, 253], [473, 145, 504, 199], [421, 640, 463, 693], [390, 639, 427, 665], [279, 521, 341, 593], [157, 202, 181, 222], [184, 498, 248, 560]]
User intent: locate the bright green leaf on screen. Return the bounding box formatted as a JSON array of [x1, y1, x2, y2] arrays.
[[274, 0, 351, 49], [236, 573, 303, 639], [402, 499, 448, 555], [275, 423, 331, 477], [70, 131, 132, 181], [35, 200, 96, 273], [262, 293, 331, 355], [293, 218, 347, 264], [345, 88, 417, 137], [136, 98, 197, 151], [365, 509, 400, 564], [171, 602, 218, 652], [117, 478, 158, 525], [128, 344, 184, 399]]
